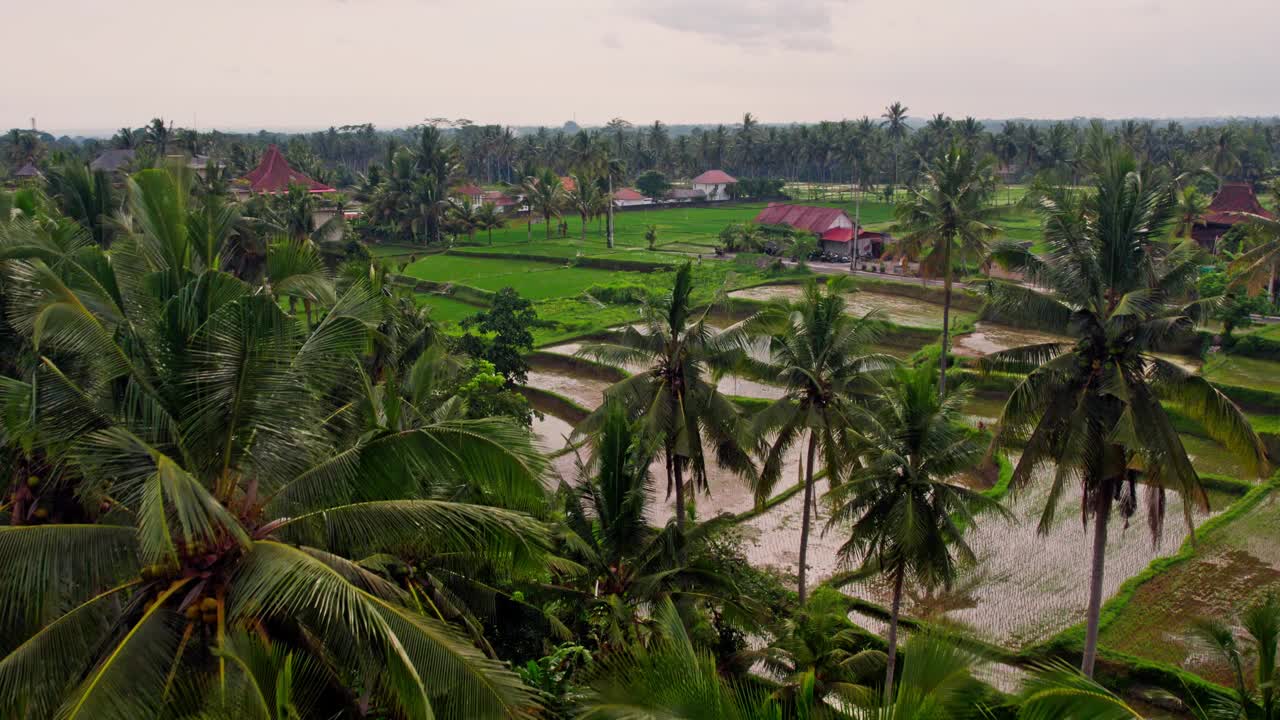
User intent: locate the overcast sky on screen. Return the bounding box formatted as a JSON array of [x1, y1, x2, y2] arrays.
[[7, 0, 1279, 134]]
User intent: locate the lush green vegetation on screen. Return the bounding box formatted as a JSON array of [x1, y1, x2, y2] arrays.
[[4, 109, 1280, 720]]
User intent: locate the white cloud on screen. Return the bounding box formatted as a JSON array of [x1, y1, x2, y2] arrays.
[[625, 0, 847, 51]]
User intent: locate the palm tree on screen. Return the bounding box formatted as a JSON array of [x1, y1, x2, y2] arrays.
[[576, 263, 755, 541], [881, 102, 910, 194], [894, 144, 1001, 395], [1017, 660, 1146, 719], [1192, 593, 1280, 720], [740, 587, 886, 711], [578, 598, 782, 720], [0, 189, 551, 717], [1232, 213, 1280, 304], [474, 201, 504, 245], [1176, 186, 1210, 238], [45, 161, 118, 248], [447, 196, 480, 243], [825, 363, 1002, 698], [741, 276, 889, 603], [145, 117, 172, 158], [523, 167, 564, 241], [557, 401, 747, 648], [984, 142, 1269, 677], [567, 171, 605, 241]]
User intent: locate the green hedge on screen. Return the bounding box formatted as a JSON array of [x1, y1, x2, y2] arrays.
[[1224, 332, 1280, 360]]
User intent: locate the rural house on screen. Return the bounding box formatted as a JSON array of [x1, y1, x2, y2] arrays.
[[691, 170, 736, 201], [754, 203, 886, 258], [1193, 182, 1275, 252]]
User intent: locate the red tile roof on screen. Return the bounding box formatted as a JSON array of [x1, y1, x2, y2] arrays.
[[1204, 182, 1275, 226], [239, 145, 335, 194], [692, 170, 737, 184], [453, 183, 485, 197], [821, 227, 853, 242], [481, 190, 518, 206], [612, 187, 646, 201], [560, 176, 576, 192], [755, 203, 851, 234]]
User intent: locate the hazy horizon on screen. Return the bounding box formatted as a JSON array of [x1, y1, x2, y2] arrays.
[[9, 0, 1280, 134]]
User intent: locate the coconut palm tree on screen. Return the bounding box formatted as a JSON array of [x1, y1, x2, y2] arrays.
[[741, 276, 890, 603], [447, 196, 480, 243], [145, 117, 172, 158], [738, 587, 886, 711], [522, 167, 564, 241], [1017, 660, 1146, 719], [45, 161, 118, 248], [894, 144, 1001, 396], [1192, 593, 1280, 720], [567, 171, 605, 241], [557, 401, 748, 649], [575, 263, 755, 542], [474, 201, 504, 245], [984, 142, 1269, 678], [1176, 186, 1210, 238], [826, 363, 1002, 698], [881, 102, 910, 193], [0, 194, 551, 717], [1232, 214, 1280, 304]]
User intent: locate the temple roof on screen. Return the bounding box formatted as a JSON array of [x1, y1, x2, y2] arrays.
[[1204, 182, 1275, 226], [239, 145, 335, 194]]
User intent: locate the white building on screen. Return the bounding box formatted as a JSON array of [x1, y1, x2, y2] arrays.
[[691, 170, 737, 201], [611, 187, 652, 208]]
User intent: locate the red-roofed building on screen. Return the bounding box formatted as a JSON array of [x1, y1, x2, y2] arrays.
[[481, 190, 519, 211], [691, 170, 737, 201], [755, 203, 884, 257], [236, 145, 336, 196], [1193, 182, 1275, 251], [560, 176, 576, 193], [611, 187, 651, 207], [452, 184, 486, 204]]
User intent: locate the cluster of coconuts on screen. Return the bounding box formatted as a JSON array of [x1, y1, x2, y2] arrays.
[[184, 597, 220, 625], [20, 475, 50, 520]]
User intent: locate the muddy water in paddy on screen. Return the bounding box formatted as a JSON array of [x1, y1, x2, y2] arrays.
[[730, 285, 953, 329], [531, 412, 574, 454], [952, 322, 1068, 357]]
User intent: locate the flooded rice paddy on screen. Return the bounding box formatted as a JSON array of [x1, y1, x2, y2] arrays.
[[729, 285, 962, 329], [832, 463, 1224, 649]]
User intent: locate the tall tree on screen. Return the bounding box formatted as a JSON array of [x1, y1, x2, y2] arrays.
[[881, 102, 910, 193], [0, 188, 549, 717], [740, 276, 888, 603], [522, 167, 565, 241], [826, 363, 1001, 698], [577, 264, 755, 541], [985, 143, 1269, 677], [894, 144, 1001, 395]]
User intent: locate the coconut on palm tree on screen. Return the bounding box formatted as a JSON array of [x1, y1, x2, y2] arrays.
[[826, 363, 1003, 698], [894, 143, 1001, 396], [740, 276, 890, 603], [984, 142, 1268, 677]]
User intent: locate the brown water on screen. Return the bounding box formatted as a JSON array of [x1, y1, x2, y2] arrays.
[[730, 285, 955, 329], [952, 322, 1068, 357], [525, 370, 611, 410], [531, 412, 574, 454]]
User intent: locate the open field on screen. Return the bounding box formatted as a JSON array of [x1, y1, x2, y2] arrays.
[[1098, 484, 1280, 686], [403, 254, 623, 300]]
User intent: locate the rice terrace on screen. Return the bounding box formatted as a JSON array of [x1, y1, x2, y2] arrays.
[[5, 2, 1280, 717]]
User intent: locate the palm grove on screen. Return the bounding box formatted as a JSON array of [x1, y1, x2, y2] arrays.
[[0, 121, 1276, 719]]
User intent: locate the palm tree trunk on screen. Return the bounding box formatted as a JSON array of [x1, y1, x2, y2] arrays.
[[607, 175, 615, 249], [884, 564, 906, 700], [797, 431, 818, 604], [1270, 262, 1277, 305], [1081, 488, 1112, 678], [938, 236, 954, 397], [671, 449, 686, 547]]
